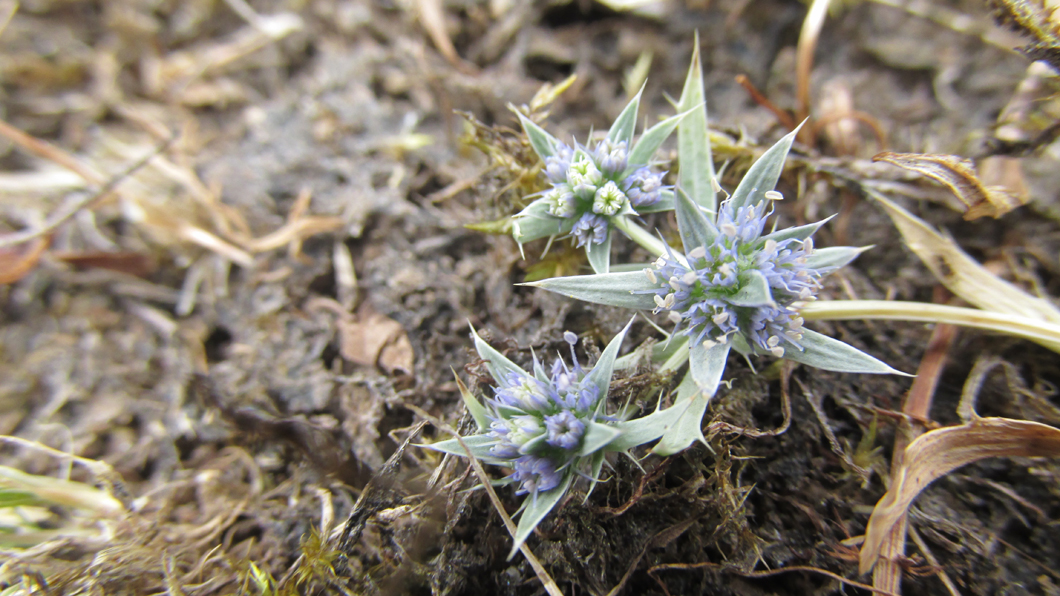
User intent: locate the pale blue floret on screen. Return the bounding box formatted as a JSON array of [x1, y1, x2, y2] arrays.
[[513, 456, 561, 496], [572, 213, 608, 247]]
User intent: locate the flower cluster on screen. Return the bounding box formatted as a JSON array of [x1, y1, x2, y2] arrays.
[[540, 139, 668, 248], [643, 197, 819, 358], [484, 332, 602, 496]]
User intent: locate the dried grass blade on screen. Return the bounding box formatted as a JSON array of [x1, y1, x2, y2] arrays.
[[869, 191, 1060, 323], [873, 152, 1025, 219], [859, 417, 1060, 573]]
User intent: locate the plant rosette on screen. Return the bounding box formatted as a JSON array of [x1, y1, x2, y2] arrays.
[[512, 88, 693, 274], [424, 319, 689, 557]]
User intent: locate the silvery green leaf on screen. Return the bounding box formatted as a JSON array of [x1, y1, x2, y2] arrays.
[[524, 271, 660, 310], [578, 420, 624, 456], [509, 472, 574, 559], [784, 328, 908, 375], [609, 397, 692, 451], [689, 338, 732, 392], [586, 227, 612, 274], [761, 214, 834, 244], [676, 36, 716, 212], [728, 270, 776, 308], [609, 262, 655, 273], [675, 186, 718, 252], [607, 85, 644, 146], [635, 189, 674, 213], [652, 370, 714, 456], [425, 435, 502, 461], [520, 434, 550, 455], [531, 348, 550, 384], [455, 373, 491, 431], [805, 245, 871, 271], [627, 109, 692, 168], [678, 185, 720, 250], [729, 122, 804, 212], [515, 111, 560, 160], [512, 200, 570, 244], [658, 335, 692, 372], [470, 325, 528, 385], [586, 317, 635, 401]]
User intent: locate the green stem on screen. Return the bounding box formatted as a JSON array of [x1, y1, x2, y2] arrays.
[[800, 300, 1060, 353], [612, 216, 667, 257]]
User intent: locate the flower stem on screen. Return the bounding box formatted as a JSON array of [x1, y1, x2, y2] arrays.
[[800, 300, 1060, 353], [612, 216, 667, 257]]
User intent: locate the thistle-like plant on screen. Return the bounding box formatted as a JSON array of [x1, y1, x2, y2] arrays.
[[525, 45, 906, 455], [512, 89, 690, 274], [425, 320, 684, 556]]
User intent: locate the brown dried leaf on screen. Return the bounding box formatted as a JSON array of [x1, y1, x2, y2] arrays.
[[859, 416, 1060, 574], [52, 251, 156, 276], [338, 305, 414, 375], [873, 151, 1026, 219], [0, 237, 49, 284], [871, 192, 1060, 336]]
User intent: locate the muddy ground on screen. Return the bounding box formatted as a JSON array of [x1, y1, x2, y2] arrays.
[[3, 0, 1060, 594]]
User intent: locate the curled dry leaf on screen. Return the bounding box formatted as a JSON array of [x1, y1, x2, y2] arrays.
[[873, 151, 1026, 219], [0, 237, 49, 284], [859, 416, 1060, 574], [871, 192, 1060, 339], [338, 304, 414, 375]]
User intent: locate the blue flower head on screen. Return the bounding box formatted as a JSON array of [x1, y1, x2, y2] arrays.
[[643, 198, 818, 358], [512, 95, 690, 273], [425, 320, 643, 557]]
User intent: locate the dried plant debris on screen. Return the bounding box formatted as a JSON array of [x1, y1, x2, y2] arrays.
[[991, 0, 1060, 72], [860, 416, 1060, 574], [873, 151, 1027, 219]]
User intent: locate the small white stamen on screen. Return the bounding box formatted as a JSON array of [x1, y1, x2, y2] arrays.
[[663, 294, 675, 309], [802, 238, 814, 252], [789, 317, 804, 331], [712, 312, 729, 325], [682, 271, 698, 285], [668, 276, 681, 291], [702, 338, 717, 349], [688, 246, 707, 260], [717, 333, 729, 344], [644, 268, 657, 284], [763, 239, 777, 254], [654, 256, 667, 268], [770, 346, 785, 357], [767, 335, 780, 348], [710, 177, 723, 193], [668, 310, 682, 324], [653, 294, 666, 308], [764, 190, 783, 201], [721, 223, 738, 237]]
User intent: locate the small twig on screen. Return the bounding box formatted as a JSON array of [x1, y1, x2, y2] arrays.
[[796, 0, 831, 122], [734, 75, 797, 131], [0, 132, 176, 249], [648, 560, 898, 596]]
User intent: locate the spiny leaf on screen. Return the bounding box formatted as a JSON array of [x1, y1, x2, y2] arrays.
[[523, 271, 660, 310], [514, 111, 561, 160], [676, 34, 717, 212], [804, 245, 871, 271], [586, 227, 612, 274], [509, 473, 574, 559], [470, 324, 528, 385], [627, 108, 693, 168], [586, 316, 635, 402], [674, 186, 717, 253], [607, 84, 644, 147], [729, 122, 804, 212], [783, 328, 907, 375]]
